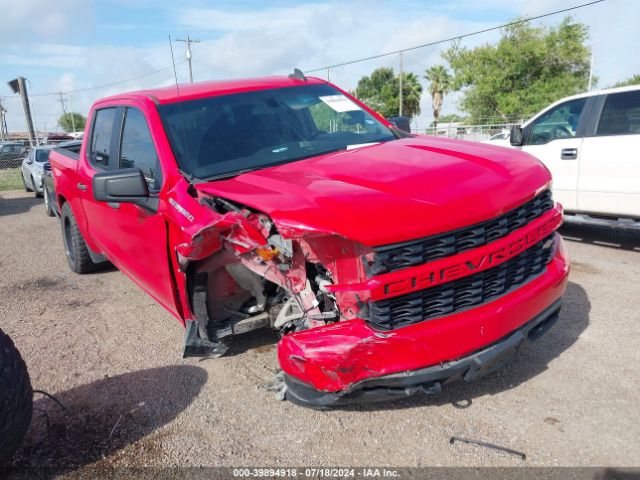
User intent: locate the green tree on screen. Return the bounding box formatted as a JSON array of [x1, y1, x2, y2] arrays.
[[438, 113, 465, 123], [58, 112, 86, 133], [355, 67, 422, 118], [612, 74, 640, 87], [424, 65, 452, 127], [443, 16, 592, 123]]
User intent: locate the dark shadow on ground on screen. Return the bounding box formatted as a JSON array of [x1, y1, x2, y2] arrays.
[[4, 365, 207, 478], [335, 281, 590, 412], [223, 328, 280, 357], [0, 194, 42, 217], [560, 223, 640, 252]]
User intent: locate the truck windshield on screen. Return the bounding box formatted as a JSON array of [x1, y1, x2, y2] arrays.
[[158, 84, 395, 180]]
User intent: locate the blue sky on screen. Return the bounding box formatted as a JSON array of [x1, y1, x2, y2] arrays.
[[0, 0, 638, 132]]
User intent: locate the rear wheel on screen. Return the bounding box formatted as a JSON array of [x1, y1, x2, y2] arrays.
[[0, 328, 33, 466], [60, 202, 99, 273], [43, 188, 55, 217]]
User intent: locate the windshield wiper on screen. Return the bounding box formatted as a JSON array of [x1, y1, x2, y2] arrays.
[[202, 168, 261, 182]]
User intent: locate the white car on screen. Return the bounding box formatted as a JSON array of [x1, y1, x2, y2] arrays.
[[21, 145, 54, 197], [509, 84, 640, 224]]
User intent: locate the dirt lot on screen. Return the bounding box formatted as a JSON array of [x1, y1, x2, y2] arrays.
[[1, 190, 639, 475]]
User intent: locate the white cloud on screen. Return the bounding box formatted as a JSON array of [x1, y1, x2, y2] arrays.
[[178, 4, 333, 33], [1, 0, 638, 132], [0, 0, 93, 43]]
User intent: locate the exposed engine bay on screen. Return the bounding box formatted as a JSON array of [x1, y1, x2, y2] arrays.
[[178, 193, 372, 359]]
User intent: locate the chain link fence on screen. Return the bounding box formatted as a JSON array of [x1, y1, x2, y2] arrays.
[[0, 134, 80, 169], [0, 142, 30, 169], [412, 123, 520, 143]]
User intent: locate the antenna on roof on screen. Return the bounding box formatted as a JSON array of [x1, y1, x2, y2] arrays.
[[169, 35, 194, 183], [288, 68, 307, 82]]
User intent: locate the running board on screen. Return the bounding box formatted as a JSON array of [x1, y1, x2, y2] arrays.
[[182, 313, 270, 358], [215, 312, 270, 339], [564, 213, 640, 231], [182, 320, 229, 358]]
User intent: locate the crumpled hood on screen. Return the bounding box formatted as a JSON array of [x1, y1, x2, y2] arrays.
[[195, 136, 551, 247]]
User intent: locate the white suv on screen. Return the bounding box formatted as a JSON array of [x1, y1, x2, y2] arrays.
[[510, 85, 640, 224]]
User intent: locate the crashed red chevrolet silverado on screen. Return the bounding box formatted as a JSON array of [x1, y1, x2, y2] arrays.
[[49, 72, 569, 407]]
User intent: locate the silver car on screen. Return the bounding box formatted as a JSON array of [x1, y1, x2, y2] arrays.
[[21, 145, 54, 197]]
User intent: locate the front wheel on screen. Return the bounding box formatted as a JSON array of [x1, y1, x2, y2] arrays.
[[32, 177, 43, 198], [22, 172, 32, 192], [60, 202, 99, 274], [0, 328, 33, 466], [43, 188, 55, 217]]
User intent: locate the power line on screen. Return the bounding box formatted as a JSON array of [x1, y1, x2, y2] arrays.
[[304, 0, 605, 73], [20, 60, 187, 97]]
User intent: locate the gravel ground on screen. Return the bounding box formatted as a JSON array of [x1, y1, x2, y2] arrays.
[[1, 190, 639, 476]]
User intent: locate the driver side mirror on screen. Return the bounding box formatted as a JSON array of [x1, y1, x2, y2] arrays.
[[93, 168, 158, 212], [510, 126, 524, 146]]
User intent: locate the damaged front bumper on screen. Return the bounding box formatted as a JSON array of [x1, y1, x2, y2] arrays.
[[284, 299, 561, 408], [279, 237, 569, 408]]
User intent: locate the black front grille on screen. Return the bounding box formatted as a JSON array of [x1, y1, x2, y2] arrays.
[[368, 235, 555, 330], [369, 190, 553, 275]]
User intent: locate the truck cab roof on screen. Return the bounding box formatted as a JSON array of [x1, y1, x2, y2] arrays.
[[100, 75, 327, 106]]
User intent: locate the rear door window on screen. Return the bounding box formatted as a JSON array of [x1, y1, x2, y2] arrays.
[[89, 108, 117, 168], [596, 90, 640, 136]]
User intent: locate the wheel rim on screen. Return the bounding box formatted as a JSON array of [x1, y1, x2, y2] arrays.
[[44, 190, 49, 209], [63, 217, 75, 263]]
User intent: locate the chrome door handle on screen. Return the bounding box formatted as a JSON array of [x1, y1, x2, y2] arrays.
[[561, 148, 578, 160], [77, 182, 87, 191]]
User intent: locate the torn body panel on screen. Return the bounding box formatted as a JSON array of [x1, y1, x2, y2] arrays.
[[176, 190, 350, 354]]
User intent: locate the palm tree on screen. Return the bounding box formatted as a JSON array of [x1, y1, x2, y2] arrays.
[[398, 72, 423, 119], [424, 65, 452, 127]]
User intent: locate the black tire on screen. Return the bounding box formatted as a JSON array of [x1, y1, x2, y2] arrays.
[[43, 188, 55, 217], [22, 172, 32, 192], [32, 177, 43, 198], [0, 328, 33, 466], [60, 202, 98, 273]]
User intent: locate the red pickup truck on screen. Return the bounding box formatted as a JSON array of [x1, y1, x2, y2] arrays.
[[49, 72, 569, 407]]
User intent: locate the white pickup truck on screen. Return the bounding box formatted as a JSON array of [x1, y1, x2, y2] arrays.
[[510, 85, 640, 226]]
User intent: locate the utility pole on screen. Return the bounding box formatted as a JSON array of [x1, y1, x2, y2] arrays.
[[0, 100, 7, 141], [175, 34, 200, 83], [399, 51, 404, 117], [7, 77, 37, 146], [58, 91, 67, 114], [59, 92, 76, 134]]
